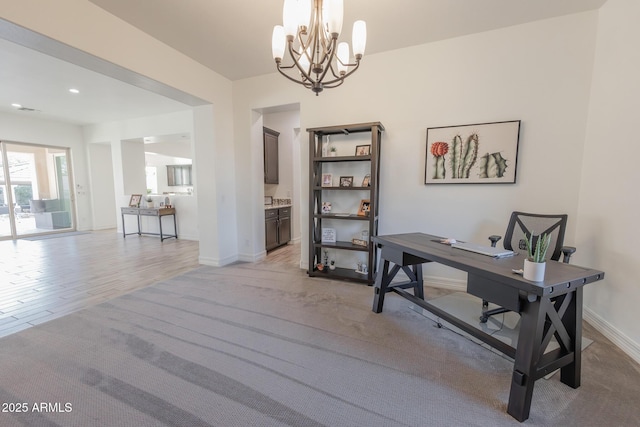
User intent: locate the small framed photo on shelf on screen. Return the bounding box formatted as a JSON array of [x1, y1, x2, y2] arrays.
[[357, 199, 371, 216], [352, 238, 368, 247], [321, 173, 333, 187], [321, 228, 337, 243], [129, 194, 142, 207], [361, 174, 371, 187], [355, 145, 371, 156], [321, 201, 332, 213], [339, 176, 353, 187]]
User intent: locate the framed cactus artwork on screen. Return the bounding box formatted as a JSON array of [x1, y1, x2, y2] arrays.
[[424, 120, 520, 184]]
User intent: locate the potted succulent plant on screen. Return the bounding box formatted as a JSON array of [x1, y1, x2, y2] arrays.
[[523, 232, 551, 281], [145, 196, 154, 208], [329, 146, 337, 156]]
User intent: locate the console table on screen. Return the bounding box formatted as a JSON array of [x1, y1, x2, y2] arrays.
[[121, 207, 177, 241], [372, 232, 604, 422]]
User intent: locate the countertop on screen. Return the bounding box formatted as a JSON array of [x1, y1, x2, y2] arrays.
[[265, 204, 292, 210]]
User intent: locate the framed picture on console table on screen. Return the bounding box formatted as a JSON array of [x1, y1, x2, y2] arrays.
[[129, 194, 142, 207], [425, 120, 520, 184]]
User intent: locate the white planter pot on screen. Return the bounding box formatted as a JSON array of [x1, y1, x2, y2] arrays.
[[523, 259, 546, 282], [146, 201, 154, 208]]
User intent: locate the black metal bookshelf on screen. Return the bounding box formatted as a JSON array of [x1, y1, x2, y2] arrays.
[[307, 122, 384, 284]]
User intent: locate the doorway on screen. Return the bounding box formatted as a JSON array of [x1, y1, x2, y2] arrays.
[[0, 141, 76, 240]]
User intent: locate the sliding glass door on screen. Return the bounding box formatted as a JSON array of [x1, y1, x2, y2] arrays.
[[0, 141, 75, 240], [0, 150, 13, 238]]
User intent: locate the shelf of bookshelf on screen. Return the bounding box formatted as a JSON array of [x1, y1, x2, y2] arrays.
[[312, 155, 371, 162], [313, 240, 370, 252], [313, 213, 372, 220], [314, 186, 371, 191], [308, 266, 370, 283]]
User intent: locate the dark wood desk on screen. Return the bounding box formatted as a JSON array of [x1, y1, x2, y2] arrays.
[[372, 233, 604, 422], [121, 207, 177, 241]]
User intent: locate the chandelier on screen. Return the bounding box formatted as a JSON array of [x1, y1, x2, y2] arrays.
[[271, 0, 367, 95]]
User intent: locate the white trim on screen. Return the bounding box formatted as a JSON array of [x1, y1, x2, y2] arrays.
[[173, 234, 198, 241], [584, 306, 640, 365], [199, 254, 239, 267], [238, 251, 266, 263]]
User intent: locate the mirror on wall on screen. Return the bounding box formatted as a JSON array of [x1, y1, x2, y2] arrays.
[[144, 133, 193, 195], [139, 133, 193, 196]]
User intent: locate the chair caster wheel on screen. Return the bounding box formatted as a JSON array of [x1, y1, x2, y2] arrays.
[[479, 315, 488, 323]]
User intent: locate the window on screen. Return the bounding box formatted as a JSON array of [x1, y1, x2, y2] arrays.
[[167, 165, 192, 186]]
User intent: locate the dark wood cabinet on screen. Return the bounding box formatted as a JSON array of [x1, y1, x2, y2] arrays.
[[278, 210, 291, 245], [265, 207, 291, 251], [265, 209, 279, 250], [263, 127, 280, 184], [307, 122, 384, 284]]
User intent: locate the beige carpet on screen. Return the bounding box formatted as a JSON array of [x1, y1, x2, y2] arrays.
[[410, 292, 593, 366], [0, 262, 638, 426]]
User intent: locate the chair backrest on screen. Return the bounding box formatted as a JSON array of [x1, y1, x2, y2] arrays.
[[503, 212, 567, 261]]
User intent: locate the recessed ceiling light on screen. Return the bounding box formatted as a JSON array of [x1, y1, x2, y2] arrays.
[[11, 103, 22, 108], [69, 88, 80, 94]]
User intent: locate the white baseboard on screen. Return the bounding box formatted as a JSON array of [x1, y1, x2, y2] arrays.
[[583, 306, 640, 365], [198, 254, 239, 267], [87, 225, 114, 231], [237, 251, 266, 263], [175, 234, 198, 241]]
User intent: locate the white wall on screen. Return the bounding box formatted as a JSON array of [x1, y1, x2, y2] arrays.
[[121, 139, 146, 195], [86, 143, 115, 230], [577, 0, 640, 362], [234, 11, 598, 280], [194, 104, 239, 265], [0, 111, 92, 230]]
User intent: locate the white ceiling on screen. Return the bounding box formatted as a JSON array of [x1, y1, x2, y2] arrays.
[[0, 37, 194, 126], [88, 0, 608, 80], [0, 0, 608, 127]]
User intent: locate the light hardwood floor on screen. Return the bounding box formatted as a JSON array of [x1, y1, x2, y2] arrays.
[[0, 230, 200, 338], [263, 241, 302, 267], [0, 231, 302, 339]]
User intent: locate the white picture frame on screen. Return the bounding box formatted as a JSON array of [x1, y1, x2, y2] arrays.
[[321, 228, 336, 243]]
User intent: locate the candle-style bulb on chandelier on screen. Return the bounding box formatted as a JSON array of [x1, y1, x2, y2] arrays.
[[272, 0, 367, 95]]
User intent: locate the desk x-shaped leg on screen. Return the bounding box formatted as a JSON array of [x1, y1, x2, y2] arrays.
[[373, 259, 424, 313], [508, 288, 582, 422]]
